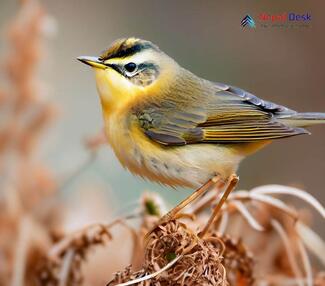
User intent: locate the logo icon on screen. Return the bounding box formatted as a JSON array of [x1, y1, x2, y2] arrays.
[[241, 15, 256, 28]]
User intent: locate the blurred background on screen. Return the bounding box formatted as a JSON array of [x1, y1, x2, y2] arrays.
[[1, 0, 324, 223], [0, 1, 324, 284]]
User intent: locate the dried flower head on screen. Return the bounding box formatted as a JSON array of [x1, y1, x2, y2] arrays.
[[108, 220, 228, 286]]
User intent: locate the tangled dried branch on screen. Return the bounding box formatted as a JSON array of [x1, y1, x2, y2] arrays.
[[38, 224, 113, 286]]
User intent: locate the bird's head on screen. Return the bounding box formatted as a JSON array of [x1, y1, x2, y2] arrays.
[[78, 38, 179, 115]]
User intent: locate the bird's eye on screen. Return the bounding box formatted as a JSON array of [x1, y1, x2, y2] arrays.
[[124, 62, 137, 73]]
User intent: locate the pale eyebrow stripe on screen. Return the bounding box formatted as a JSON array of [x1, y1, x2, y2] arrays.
[[99, 42, 156, 61]]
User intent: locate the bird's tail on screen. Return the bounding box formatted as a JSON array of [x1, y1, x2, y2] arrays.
[[278, 112, 325, 127]]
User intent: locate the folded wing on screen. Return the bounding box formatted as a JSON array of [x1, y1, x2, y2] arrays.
[[134, 82, 308, 146]]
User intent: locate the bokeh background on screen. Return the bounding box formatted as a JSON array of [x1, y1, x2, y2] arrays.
[[1, 0, 324, 225]]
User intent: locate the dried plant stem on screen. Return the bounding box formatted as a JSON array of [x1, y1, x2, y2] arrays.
[[10, 217, 31, 286], [296, 238, 312, 286], [231, 191, 298, 219], [217, 211, 229, 235], [251, 185, 325, 218], [58, 151, 97, 191], [49, 214, 139, 261], [58, 249, 75, 286], [296, 222, 325, 266], [230, 201, 265, 232], [116, 255, 182, 286], [271, 219, 304, 286]]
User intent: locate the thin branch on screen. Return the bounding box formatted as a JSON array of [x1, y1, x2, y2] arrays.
[[58, 249, 75, 286], [58, 151, 97, 191], [115, 255, 182, 286], [271, 219, 303, 286], [49, 213, 139, 261], [217, 210, 229, 235], [296, 222, 325, 266], [296, 237, 313, 286], [11, 217, 30, 286], [230, 200, 265, 232], [231, 191, 298, 220], [251, 185, 325, 218]]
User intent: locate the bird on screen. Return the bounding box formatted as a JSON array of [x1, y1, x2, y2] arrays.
[[78, 38, 325, 235]]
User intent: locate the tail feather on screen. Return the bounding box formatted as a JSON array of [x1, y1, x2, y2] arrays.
[[278, 112, 325, 127]]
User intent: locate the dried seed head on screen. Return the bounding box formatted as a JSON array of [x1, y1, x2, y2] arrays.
[[108, 220, 228, 286]]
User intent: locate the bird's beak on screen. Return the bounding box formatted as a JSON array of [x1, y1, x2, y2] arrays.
[[77, 56, 107, 69]]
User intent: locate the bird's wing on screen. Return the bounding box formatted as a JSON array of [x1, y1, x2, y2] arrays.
[[134, 82, 307, 146]]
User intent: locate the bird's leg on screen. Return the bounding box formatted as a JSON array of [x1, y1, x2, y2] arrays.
[[191, 179, 226, 215], [144, 175, 221, 240], [199, 174, 239, 238], [158, 175, 221, 225]]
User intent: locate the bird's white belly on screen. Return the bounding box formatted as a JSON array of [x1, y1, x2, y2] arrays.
[[106, 117, 243, 188], [141, 144, 242, 188]]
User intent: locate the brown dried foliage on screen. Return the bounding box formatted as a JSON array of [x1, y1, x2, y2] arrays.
[[0, 0, 57, 285], [37, 224, 113, 286], [222, 236, 254, 286]]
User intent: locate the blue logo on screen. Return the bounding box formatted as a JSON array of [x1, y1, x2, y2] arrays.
[[241, 15, 256, 28]]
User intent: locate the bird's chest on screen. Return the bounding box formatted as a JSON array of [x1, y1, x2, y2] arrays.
[[105, 113, 137, 167], [105, 113, 162, 174]]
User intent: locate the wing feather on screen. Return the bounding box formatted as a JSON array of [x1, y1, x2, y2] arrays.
[[135, 81, 307, 146]]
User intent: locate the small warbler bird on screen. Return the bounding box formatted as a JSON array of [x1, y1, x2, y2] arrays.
[[78, 38, 325, 231]]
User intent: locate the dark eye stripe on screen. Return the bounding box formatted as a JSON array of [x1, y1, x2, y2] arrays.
[[106, 63, 123, 74]]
